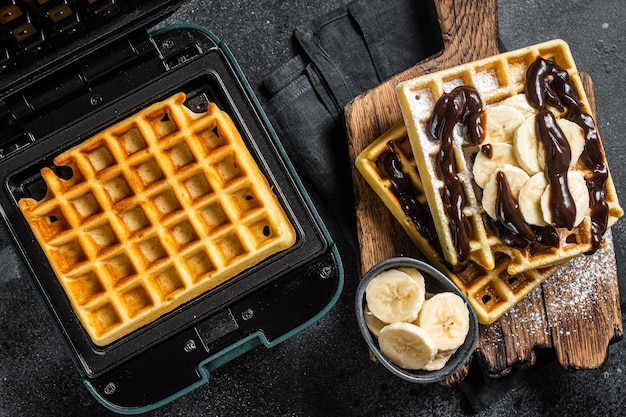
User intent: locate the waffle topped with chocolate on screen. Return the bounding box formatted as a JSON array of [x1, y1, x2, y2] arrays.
[[395, 39, 622, 275], [356, 40, 622, 324]]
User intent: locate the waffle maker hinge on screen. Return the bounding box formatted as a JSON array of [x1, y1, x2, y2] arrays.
[[0, 25, 215, 160], [0, 28, 160, 155]]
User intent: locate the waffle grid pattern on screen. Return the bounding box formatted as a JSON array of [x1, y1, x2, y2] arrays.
[[19, 92, 296, 346], [395, 39, 622, 275]]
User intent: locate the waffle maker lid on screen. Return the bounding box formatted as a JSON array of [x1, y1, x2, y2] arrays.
[[0, 2, 343, 414]]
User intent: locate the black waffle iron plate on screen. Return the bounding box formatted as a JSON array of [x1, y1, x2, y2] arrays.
[[0, 1, 343, 413]]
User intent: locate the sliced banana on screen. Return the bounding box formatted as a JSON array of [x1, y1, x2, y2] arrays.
[[364, 305, 387, 337], [378, 322, 437, 370], [515, 115, 586, 176], [568, 170, 591, 226], [518, 172, 549, 226], [423, 349, 457, 371], [418, 292, 470, 351], [481, 164, 530, 220], [472, 143, 519, 189], [536, 118, 586, 170], [397, 267, 426, 297], [499, 94, 537, 118], [365, 269, 425, 323], [513, 115, 543, 175], [483, 105, 526, 144], [540, 169, 590, 228]]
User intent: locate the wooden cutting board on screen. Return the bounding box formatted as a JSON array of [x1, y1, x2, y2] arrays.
[[345, 0, 623, 380]]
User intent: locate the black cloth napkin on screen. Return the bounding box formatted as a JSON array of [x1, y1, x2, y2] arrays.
[[261, 0, 442, 242]]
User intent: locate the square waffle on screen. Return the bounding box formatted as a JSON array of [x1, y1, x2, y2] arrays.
[[18, 92, 297, 346], [394, 39, 622, 276], [356, 123, 564, 324]]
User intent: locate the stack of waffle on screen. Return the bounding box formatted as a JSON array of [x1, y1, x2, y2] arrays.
[[356, 40, 622, 324]]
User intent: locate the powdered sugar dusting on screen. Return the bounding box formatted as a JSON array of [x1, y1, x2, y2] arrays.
[[406, 87, 435, 121], [442, 77, 465, 93], [478, 231, 618, 350], [504, 288, 548, 336], [546, 232, 615, 314], [474, 68, 500, 92]]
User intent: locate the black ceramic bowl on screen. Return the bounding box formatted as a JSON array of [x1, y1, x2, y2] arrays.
[[355, 257, 478, 383]]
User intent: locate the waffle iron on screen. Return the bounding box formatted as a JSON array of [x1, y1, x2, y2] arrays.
[[0, 1, 343, 413]]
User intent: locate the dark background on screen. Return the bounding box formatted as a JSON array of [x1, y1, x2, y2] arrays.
[[2, 0, 626, 416]]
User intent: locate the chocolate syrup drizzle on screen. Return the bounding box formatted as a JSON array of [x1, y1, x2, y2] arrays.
[[535, 109, 577, 229], [494, 171, 537, 248], [428, 86, 485, 262], [480, 143, 493, 158], [526, 57, 609, 252], [379, 141, 440, 249]]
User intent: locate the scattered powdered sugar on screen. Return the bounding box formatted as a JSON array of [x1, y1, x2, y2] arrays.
[[547, 232, 615, 314], [473, 68, 500, 93], [415, 124, 438, 154], [406, 87, 435, 121], [442, 77, 465, 92], [504, 288, 548, 336], [479, 232, 617, 349]]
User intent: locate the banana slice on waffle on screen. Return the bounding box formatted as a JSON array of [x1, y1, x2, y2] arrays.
[[19, 93, 296, 346]]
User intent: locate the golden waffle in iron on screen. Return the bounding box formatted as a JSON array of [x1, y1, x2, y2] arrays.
[[18, 92, 297, 346], [356, 123, 564, 324], [394, 39, 622, 276]]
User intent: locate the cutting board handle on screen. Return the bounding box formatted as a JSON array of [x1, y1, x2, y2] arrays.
[[388, 0, 500, 85], [432, 0, 500, 67]]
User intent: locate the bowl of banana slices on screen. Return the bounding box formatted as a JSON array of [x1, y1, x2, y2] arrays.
[[355, 257, 478, 383]]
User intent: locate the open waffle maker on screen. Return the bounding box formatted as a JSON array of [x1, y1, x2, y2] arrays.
[[0, 0, 343, 413]]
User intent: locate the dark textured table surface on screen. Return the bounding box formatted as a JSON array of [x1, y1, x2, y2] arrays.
[[2, 1, 626, 416]]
